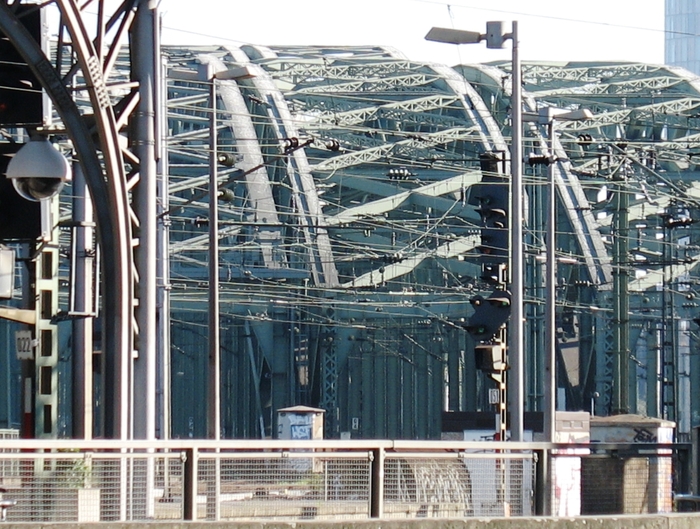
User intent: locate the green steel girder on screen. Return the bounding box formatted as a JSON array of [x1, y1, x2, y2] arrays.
[[516, 62, 670, 86], [292, 73, 441, 95], [325, 171, 481, 226], [344, 236, 479, 288], [310, 127, 481, 172], [532, 75, 684, 99], [153, 50, 700, 437], [293, 93, 466, 129], [255, 58, 428, 82]]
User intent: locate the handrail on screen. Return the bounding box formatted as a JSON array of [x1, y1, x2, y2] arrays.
[[0, 440, 691, 522], [0, 438, 690, 452]]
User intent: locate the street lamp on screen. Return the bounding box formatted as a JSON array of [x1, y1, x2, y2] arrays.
[[198, 63, 256, 443], [525, 107, 592, 445], [427, 21, 525, 441]]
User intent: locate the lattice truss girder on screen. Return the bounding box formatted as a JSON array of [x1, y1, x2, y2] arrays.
[[260, 57, 424, 83], [291, 74, 439, 94], [162, 46, 506, 292], [292, 94, 464, 129], [532, 76, 684, 98], [518, 62, 671, 85], [555, 98, 700, 132], [311, 127, 481, 172], [157, 47, 700, 426], [520, 61, 700, 416]]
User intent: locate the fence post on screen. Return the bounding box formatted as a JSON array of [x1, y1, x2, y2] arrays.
[[183, 447, 198, 520], [534, 447, 548, 516], [370, 448, 384, 518]]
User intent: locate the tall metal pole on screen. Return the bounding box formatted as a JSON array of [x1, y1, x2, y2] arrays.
[[208, 80, 221, 441], [71, 163, 94, 439], [542, 119, 556, 517], [425, 21, 524, 440], [612, 164, 630, 415], [156, 53, 171, 441], [132, 0, 158, 442], [544, 120, 556, 443], [509, 20, 524, 442], [131, 3, 160, 519]]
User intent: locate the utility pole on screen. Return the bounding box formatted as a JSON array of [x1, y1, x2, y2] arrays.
[[132, 0, 160, 443], [207, 78, 221, 442], [611, 158, 630, 415], [71, 164, 95, 439]]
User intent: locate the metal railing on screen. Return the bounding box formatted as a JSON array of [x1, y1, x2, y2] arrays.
[[0, 439, 691, 522]]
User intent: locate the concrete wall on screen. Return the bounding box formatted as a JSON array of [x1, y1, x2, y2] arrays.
[[3, 515, 700, 529]]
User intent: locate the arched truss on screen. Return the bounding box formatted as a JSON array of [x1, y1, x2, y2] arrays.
[[0, 0, 158, 440], [163, 48, 700, 437], [8, 13, 700, 438], [164, 45, 510, 437], [166, 45, 506, 288], [471, 59, 700, 423]]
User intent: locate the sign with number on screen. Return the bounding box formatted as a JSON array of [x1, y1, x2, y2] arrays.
[[489, 388, 500, 404], [15, 330, 33, 360]]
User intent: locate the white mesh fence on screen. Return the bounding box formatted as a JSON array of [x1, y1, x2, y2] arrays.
[[0, 440, 686, 522], [383, 453, 534, 518]]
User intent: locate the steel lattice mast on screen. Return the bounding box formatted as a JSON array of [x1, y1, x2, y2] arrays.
[[0, 0, 159, 440]]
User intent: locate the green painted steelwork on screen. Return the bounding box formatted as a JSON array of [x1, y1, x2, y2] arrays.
[[7, 39, 700, 441], [161, 49, 700, 439]]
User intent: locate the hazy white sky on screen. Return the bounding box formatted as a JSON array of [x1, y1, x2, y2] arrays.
[[159, 0, 666, 65]]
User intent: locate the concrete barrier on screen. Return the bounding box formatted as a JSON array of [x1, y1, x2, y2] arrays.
[[2, 515, 700, 529]]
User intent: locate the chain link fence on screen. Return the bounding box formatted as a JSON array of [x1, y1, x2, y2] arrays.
[[0, 440, 690, 522]]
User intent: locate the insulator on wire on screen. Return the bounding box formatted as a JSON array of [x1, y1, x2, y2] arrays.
[[218, 188, 235, 202], [283, 137, 299, 152], [217, 152, 237, 166], [527, 153, 551, 166]]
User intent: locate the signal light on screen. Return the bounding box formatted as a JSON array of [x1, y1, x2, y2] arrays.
[[464, 290, 511, 342], [471, 152, 509, 281], [481, 263, 506, 284], [488, 295, 510, 308], [465, 324, 488, 336], [475, 343, 507, 373]]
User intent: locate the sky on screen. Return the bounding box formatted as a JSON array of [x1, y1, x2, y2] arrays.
[[159, 0, 666, 66]]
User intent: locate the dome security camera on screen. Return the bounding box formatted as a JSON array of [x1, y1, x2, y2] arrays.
[[5, 137, 71, 201]]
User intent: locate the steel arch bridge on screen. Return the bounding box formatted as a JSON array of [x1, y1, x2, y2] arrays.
[[162, 46, 700, 439], [3, 7, 700, 441]]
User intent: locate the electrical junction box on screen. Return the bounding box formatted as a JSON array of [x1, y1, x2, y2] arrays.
[[276, 405, 325, 440]]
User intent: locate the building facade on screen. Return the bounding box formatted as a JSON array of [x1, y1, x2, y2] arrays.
[[666, 0, 700, 74]]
